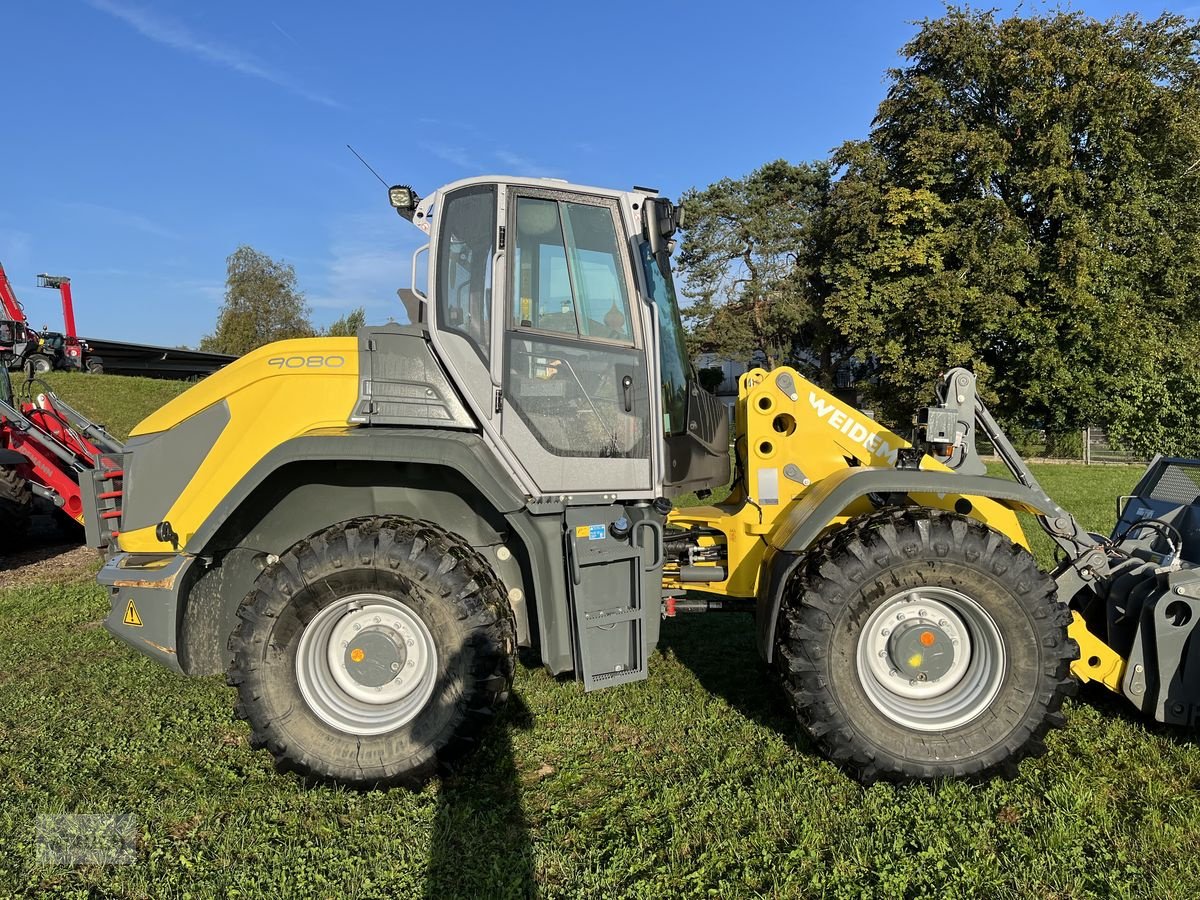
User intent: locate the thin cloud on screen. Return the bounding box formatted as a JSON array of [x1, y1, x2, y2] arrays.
[[56, 201, 181, 240], [494, 149, 560, 178], [0, 229, 33, 267], [422, 143, 482, 170], [270, 20, 299, 46], [308, 212, 421, 324], [84, 0, 340, 109]]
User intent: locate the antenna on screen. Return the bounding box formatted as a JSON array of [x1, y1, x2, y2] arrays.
[[346, 144, 389, 188]]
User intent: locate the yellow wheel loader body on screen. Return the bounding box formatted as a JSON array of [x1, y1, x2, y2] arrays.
[[118, 338, 359, 553], [664, 366, 1030, 599]]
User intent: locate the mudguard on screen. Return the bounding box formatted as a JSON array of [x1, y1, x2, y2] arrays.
[[755, 465, 1069, 662]]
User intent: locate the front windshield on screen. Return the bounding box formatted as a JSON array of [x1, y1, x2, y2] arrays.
[[639, 241, 689, 436]]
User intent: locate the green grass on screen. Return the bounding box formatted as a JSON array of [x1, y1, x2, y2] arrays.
[[36, 372, 191, 440], [984, 461, 1143, 570], [2, 396, 1199, 895]]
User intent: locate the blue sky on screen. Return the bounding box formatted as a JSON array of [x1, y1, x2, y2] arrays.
[[2, 1, 1196, 346]]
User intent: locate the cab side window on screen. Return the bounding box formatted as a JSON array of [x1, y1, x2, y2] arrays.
[[436, 186, 495, 363]]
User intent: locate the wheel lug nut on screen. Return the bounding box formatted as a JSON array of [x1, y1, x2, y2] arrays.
[[878, 650, 887, 658], [374, 616, 381, 624], [407, 639, 415, 647], [391, 662, 401, 672], [896, 613, 905, 620], [406, 660, 415, 668], [918, 609, 926, 617], [881, 628, 890, 637], [353, 623, 361, 631], [938, 619, 948, 627]]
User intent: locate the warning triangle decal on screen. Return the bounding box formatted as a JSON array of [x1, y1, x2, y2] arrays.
[[122, 599, 143, 627]]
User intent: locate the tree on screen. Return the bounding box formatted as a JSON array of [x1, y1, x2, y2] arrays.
[[200, 246, 314, 355], [823, 8, 1200, 448], [677, 160, 853, 388], [326, 307, 366, 337]]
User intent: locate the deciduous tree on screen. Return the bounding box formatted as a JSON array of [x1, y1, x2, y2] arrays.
[[677, 160, 853, 388], [326, 306, 366, 337], [825, 8, 1200, 448], [201, 246, 314, 355]]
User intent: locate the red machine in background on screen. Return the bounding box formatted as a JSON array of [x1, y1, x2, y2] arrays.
[[0, 262, 104, 374], [0, 367, 124, 550]]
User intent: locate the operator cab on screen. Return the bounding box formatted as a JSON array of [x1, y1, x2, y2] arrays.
[[389, 176, 728, 503]]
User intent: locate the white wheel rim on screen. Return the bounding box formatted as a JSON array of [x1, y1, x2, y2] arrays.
[[295, 593, 439, 736], [855, 586, 1006, 732]]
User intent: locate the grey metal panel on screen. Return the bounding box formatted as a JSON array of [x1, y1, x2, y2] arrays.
[[97, 552, 194, 674], [120, 401, 230, 532], [505, 508, 574, 675], [498, 420, 651, 495], [754, 465, 1069, 663], [438, 331, 496, 423], [186, 428, 526, 554], [350, 325, 475, 428], [766, 467, 1062, 554], [173, 428, 579, 678], [565, 505, 649, 690], [81, 467, 105, 548]]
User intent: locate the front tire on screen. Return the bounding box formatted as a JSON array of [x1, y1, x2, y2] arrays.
[[774, 508, 1076, 781], [25, 354, 52, 376], [0, 466, 32, 551], [228, 516, 516, 788]]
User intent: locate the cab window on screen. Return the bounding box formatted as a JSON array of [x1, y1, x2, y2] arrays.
[[511, 198, 634, 344], [436, 186, 495, 363]]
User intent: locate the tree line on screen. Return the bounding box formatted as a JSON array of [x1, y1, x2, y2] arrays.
[[679, 7, 1200, 456]]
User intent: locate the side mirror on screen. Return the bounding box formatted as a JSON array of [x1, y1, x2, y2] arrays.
[[396, 288, 425, 325], [642, 198, 683, 257]]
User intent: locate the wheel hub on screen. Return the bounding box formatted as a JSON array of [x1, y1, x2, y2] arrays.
[[887, 620, 955, 683], [856, 587, 1005, 731], [342, 630, 407, 688], [296, 594, 439, 736]]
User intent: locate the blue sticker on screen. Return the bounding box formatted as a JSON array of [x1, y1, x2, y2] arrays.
[[588, 524, 606, 541]]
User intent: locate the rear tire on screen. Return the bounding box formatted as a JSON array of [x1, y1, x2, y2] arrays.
[[774, 508, 1076, 782], [0, 466, 31, 550], [85, 357, 104, 374], [228, 516, 516, 789]]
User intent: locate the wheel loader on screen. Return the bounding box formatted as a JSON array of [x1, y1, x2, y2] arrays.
[[93, 175, 1200, 786]]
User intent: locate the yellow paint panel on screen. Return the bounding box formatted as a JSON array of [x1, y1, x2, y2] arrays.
[[1069, 611, 1126, 692], [119, 338, 359, 553], [666, 366, 1029, 600]]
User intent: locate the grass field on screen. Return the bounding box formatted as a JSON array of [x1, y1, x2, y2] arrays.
[[37, 372, 190, 440], [1, 376, 1199, 897]]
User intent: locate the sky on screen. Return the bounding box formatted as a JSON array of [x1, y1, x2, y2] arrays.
[[2, 1, 1197, 347]]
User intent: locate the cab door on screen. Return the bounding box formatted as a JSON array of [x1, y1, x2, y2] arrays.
[[500, 189, 652, 496], [428, 184, 499, 424]]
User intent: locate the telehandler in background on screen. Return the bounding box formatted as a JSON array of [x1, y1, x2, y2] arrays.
[[93, 175, 1200, 786]]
